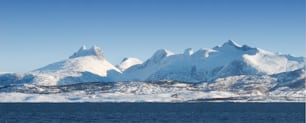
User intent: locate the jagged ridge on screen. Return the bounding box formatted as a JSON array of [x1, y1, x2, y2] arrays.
[[0, 41, 305, 86]]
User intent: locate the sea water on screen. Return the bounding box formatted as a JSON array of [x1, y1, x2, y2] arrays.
[[0, 102, 304, 123]]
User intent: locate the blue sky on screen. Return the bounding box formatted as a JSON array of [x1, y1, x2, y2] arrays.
[[0, 0, 305, 72]]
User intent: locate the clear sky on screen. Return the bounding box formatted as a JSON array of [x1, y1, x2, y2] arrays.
[[0, 0, 305, 72]]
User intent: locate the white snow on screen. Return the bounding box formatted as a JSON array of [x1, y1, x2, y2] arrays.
[[184, 48, 194, 56], [69, 45, 104, 59], [0, 41, 305, 102], [31, 46, 121, 85], [0, 68, 305, 102], [122, 40, 305, 82], [121, 49, 175, 81], [0, 91, 239, 102], [117, 57, 143, 71], [2, 41, 303, 85]]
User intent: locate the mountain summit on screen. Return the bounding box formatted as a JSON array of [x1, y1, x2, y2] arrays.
[[69, 45, 104, 59], [117, 57, 143, 71], [222, 40, 241, 47], [31, 46, 120, 85]]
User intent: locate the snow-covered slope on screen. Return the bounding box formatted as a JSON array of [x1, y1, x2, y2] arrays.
[[0, 69, 304, 102], [30, 46, 121, 85], [122, 49, 174, 81], [0, 40, 304, 86], [117, 57, 143, 71], [122, 40, 305, 82], [0, 41, 305, 102]]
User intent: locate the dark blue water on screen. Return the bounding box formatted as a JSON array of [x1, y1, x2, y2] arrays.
[[0, 103, 304, 123]]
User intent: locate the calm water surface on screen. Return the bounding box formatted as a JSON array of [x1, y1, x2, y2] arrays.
[[0, 102, 304, 123]]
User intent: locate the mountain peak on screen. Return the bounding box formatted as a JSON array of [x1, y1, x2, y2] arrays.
[[80, 45, 87, 51], [150, 49, 174, 63], [223, 40, 241, 47], [118, 57, 143, 71], [184, 48, 194, 56], [213, 40, 241, 50], [213, 40, 257, 52], [69, 45, 104, 59]]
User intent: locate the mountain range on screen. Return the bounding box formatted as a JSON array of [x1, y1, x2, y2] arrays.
[[0, 40, 305, 102], [1, 40, 304, 85]]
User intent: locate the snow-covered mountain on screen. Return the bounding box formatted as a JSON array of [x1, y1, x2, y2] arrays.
[[0, 40, 304, 86], [122, 49, 175, 81], [0, 45, 123, 86], [0, 68, 304, 102], [117, 57, 143, 71], [0, 40, 305, 102], [29, 46, 121, 85], [122, 40, 305, 82]]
